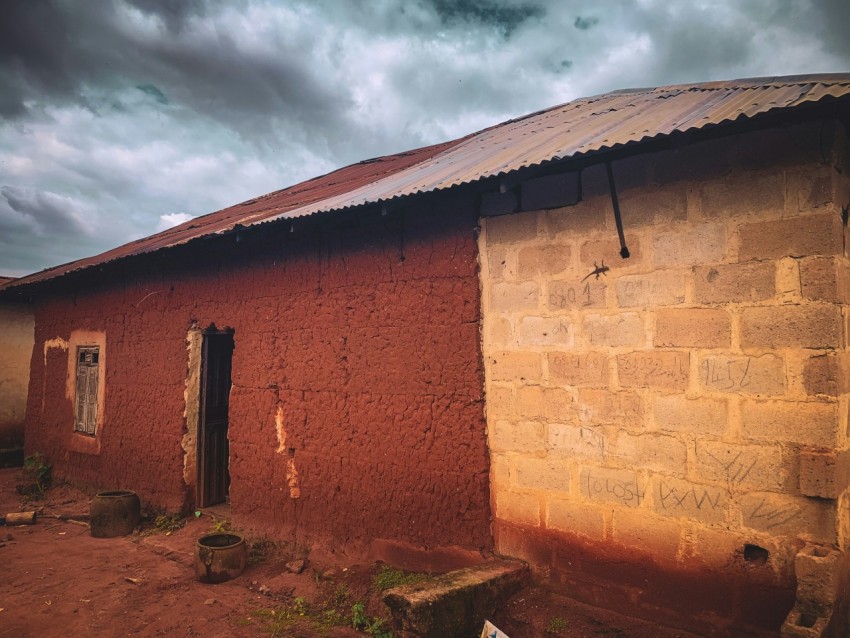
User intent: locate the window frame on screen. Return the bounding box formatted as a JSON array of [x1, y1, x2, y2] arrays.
[[73, 345, 100, 436]]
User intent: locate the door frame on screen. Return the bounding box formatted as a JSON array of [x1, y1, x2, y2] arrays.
[[197, 328, 234, 508]]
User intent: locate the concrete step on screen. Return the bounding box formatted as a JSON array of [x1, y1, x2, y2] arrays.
[[383, 559, 529, 638]]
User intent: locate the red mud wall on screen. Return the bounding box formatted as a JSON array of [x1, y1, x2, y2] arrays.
[[25, 190, 492, 559]]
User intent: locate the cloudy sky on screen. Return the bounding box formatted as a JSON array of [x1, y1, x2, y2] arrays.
[[1, 0, 848, 276]]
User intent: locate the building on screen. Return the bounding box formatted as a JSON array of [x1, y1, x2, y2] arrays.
[[2, 74, 849, 636], [0, 275, 33, 465]]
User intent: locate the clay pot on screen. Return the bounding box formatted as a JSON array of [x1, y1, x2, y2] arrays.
[[194, 532, 247, 584], [89, 490, 141, 538]]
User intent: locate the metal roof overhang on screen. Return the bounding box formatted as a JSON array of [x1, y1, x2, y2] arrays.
[[2, 73, 849, 296]]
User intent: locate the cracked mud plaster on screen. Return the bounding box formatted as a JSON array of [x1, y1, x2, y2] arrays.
[[42, 337, 69, 364], [25, 197, 492, 550]]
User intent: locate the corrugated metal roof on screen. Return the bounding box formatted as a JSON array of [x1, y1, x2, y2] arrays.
[[5, 73, 850, 291]]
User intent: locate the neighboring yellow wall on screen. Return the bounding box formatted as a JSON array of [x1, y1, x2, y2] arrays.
[[479, 120, 849, 587], [0, 302, 34, 447]]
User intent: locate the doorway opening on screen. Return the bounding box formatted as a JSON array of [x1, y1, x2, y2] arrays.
[[198, 328, 234, 508]]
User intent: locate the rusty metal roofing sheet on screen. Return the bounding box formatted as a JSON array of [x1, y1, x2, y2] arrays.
[[5, 73, 850, 291]]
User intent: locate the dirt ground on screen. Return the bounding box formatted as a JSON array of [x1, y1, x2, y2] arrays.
[[0, 468, 697, 637]]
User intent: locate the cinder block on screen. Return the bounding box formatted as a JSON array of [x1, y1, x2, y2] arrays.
[[489, 281, 540, 313], [490, 420, 546, 454], [486, 385, 515, 418], [651, 475, 728, 525], [741, 400, 838, 447], [803, 353, 850, 397], [521, 172, 580, 211], [548, 351, 609, 387], [654, 135, 735, 183], [776, 256, 802, 301], [516, 385, 575, 421], [608, 432, 687, 476], [547, 278, 606, 310], [618, 187, 687, 227], [494, 490, 540, 526], [800, 256, 850, 304], [687, 527, 749, 571], [577, 388, 644, 425], [547, 199, 608, 236], [694, 440, 788, 492], [518, 316, 573, 347], [698, 353, 786, 395], [484, 317, 513, 347], [578, 233, 642, 269], [516, 244, 571, 280], [654, 395, 727, 436], [579, 465, 645, 508], [794, 544, 842, 609], [781, 609, 830, 638], [655, 308, 731, 348], [490, 453, 511, 487], [699, 171, 785, 219], [580, 162, 614, 199], [583, 313, 645, 348], [481, 190, 518, 217], [547, 423, 607, 461], [608, 153, 652, 191], [738, 213, 843, 261], [740, 305, 843, 349], [546, 497, 605, 539], [513, 456, 571, 493], [616, 270, 686, 308], [487, 351, 542, 383], [653, 223, 727, 268], [788, 166, 834, 212], [616, 350, 689, 390], [515, 385, 546, 420], [486, 211, 539, 245], [611, 508, 682, 559], [739, 492, 836, 543], [737, 120, 829, 171], [799, 448, 850, 499], [692, 261, 776, 304], [485, 247, 513, 282]]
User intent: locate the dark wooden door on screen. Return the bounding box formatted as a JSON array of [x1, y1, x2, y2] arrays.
[[198, 331, 233, 507]]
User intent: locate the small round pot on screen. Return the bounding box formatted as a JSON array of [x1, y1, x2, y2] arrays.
[[90, 490, 141, 538], [194, 532, 248, 584]]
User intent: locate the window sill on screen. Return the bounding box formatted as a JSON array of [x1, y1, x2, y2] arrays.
[[68, 432, 101, 456]]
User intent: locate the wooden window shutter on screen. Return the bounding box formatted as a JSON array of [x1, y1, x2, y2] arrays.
[[74, 347, 99, 435]]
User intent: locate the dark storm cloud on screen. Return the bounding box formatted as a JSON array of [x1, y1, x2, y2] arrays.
[[125, 0, 212, 33], [1, 185, 92, 236], [0, 0, 352, 146], [637, 4, 755, 83], [0, 0, 76, 117], [0, 0, 848, 276], [135, 84, 168, 105], [427, 0, 544, 37], [573, 16, 598, 30], [815, 0, 850, 58]]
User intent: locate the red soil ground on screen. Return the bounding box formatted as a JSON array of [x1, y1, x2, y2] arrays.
[[0, 469, 696, 637]]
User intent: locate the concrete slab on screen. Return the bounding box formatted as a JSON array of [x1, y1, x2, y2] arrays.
[[383, 560, 529, 638]]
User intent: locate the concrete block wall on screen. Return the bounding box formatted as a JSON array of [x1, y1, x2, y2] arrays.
[[479, 118, 850, 634], [0, 302, 34, 449]]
